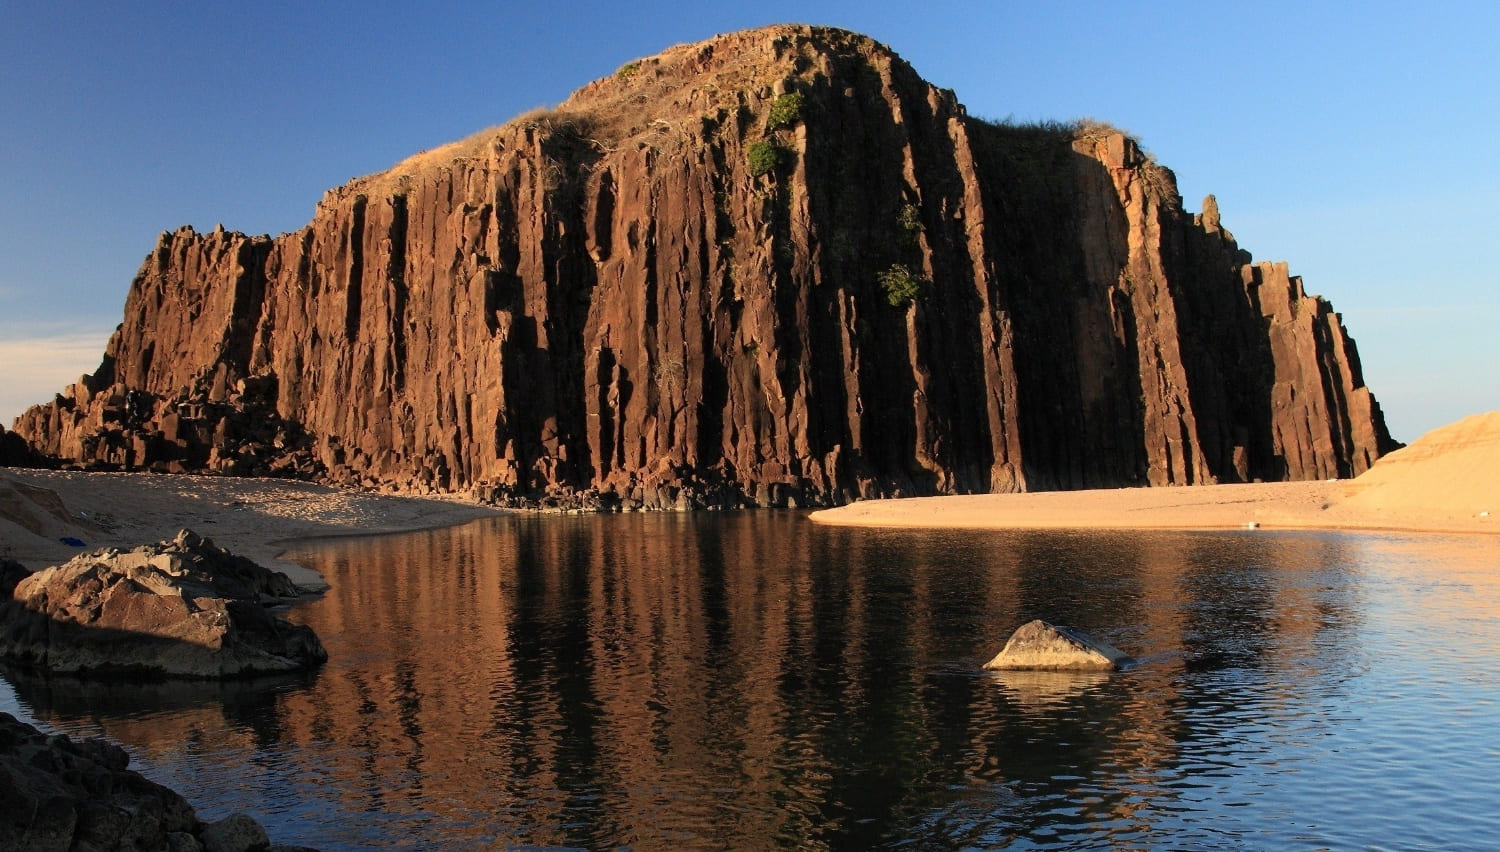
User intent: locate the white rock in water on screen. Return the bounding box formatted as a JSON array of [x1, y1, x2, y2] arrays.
[[983, 619, 1134, 671]]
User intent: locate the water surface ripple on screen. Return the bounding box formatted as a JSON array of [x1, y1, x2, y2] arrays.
[[5, 515, 1500, 849]]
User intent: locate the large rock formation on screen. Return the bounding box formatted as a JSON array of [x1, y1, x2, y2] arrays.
[[0, 530, 325, 678], [11, 26, 1397, 508]]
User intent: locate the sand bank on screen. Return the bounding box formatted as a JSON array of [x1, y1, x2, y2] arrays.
[[3, 413, 1495, 590], [0, 469, 508, 589], [811, 412, 1500, 536]]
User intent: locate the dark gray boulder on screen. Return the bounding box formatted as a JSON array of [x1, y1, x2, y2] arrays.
[[200, 813, 270, 852], [0, 711, 197, 850], [0, 712, 301, 851]]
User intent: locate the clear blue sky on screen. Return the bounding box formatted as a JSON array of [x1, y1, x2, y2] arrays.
[[2, 1, 1496, 442]]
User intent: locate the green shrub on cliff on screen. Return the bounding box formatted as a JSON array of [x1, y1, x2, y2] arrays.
[[766, 92, 806, 131], [877, 263, 924, 308], [748, 141, 790, 176], [897, 202, 923, 249]]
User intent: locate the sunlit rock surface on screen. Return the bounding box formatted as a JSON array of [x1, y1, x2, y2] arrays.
[[983, 619, 1134, 671], [12, 25, 1397, 507], [0, 529, 324, 678]]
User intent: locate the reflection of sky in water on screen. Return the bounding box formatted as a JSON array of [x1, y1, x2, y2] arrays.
[[4, 518, 1499, 849]]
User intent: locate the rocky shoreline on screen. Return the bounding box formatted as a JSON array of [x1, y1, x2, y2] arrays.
[[0, 466, 508, 587], [0, 530, 326, 849], [1, 711, 312, 851]]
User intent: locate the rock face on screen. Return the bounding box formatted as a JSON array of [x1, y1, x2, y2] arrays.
[[0, 530, 325, 678], [0, 712, 293, 852], [983, 619, 1134, 671], [0, 559, 28, 598], [0, 423, 42, 467], [0, 712, 198, 851], [11, 26, 1397, 508]]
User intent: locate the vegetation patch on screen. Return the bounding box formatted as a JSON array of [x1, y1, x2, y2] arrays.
[[747, 141, 791, 177], [897, 202, 924, 249], [765, 92, 806, 131], [877, 263, 924, 308], [615, 60, 641, 80]]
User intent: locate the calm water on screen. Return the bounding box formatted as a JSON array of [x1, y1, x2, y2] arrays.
[[5, 514, 1500, 850]]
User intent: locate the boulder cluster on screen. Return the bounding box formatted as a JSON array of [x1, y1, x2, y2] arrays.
[[14, 372, 324, 480]]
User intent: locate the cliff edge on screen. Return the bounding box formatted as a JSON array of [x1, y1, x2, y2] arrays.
[[12, 25, 1398, 508]]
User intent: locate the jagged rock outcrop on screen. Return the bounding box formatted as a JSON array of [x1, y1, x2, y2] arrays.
[[0, 530, 325, 678], [11, 25, 1397, 507]]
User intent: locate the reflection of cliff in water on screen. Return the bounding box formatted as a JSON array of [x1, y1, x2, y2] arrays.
[[7, 516, 1367, 848]]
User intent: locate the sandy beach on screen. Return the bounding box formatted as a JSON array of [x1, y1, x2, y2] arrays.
[[812, 412, 1500, 536], [3, 412, 1495, 595], [0, 469, 508, 589]]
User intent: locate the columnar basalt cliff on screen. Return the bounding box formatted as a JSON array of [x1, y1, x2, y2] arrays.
[[13, 26, 1397, 508]]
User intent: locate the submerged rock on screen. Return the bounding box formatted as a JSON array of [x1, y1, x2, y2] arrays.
[[983, 619, 1134, 671], [200, 813, 269, 852], [0, 529, 325, 678]]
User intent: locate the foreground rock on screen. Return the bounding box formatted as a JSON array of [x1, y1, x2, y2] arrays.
[[11, 25, 1394, 509], [0, 530, 325, 678], [983, 620, 1134, 671], [0, 558, 28, 597], [0, 711, 307, 851]]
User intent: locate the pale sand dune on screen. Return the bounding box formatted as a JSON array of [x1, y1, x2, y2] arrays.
[[811, 412, 1500, 536], [1337, 411, 1500, 521], [0, 469, 508, 589]]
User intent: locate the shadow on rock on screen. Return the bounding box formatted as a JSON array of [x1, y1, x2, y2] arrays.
[[0, 529, 326, 679], [0, 711, 314, 851]]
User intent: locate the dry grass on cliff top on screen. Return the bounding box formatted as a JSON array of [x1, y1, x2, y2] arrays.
[[347, 25, 884, 196], [810, 411, 1500, 536]]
